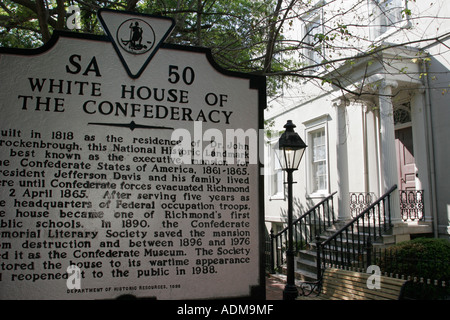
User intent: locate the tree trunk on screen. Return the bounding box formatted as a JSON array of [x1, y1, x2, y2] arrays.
[[55, 0, 65, 30], [35, 0, 51, 43], [196, 0, 203, 46], [263, 0, 283, 73]]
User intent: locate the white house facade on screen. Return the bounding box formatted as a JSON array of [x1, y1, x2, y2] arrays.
[[264, 0, 450, 241]]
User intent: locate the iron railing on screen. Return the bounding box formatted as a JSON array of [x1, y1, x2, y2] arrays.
[[400, 190, 424, 221], [269, 192, 337, 273], [351, 190, 425, 221], [317, 185, 397, 277], [302, 235, 449, 299], [350, 192, 377, 218], [269, 186, 426, 276]]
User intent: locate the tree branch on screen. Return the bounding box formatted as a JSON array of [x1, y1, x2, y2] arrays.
[[35, 0, 50, 43]]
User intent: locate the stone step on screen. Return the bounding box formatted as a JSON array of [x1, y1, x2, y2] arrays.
[[298, 249, 317, 262], [279, 265, 318, 282], [277, 218, 403, 283], [294, 241, 378, 282], [296, 255, 317, 272], [295, 269, 318, 282]]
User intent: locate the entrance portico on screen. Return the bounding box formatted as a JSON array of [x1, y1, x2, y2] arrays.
[[330, 46, 434, 239]]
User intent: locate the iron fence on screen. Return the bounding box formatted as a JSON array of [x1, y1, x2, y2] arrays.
[[399, 189, 424, 221], [350, 189, 424, 222], [269, 192, 337, 272]]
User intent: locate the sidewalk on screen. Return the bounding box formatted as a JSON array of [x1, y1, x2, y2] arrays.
[[265, 274, 306, 300], [265, 275, 286, 300]]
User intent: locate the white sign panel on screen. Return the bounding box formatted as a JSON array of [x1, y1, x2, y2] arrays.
[[0, 10, 266, 300]]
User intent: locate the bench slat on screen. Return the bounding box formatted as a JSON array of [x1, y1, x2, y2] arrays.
[[322, 281, 397, 300], [322, 274, 404, 296], [325, 268, 406, 285], [298, 268, 407, 300]]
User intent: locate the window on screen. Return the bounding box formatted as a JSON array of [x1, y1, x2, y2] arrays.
[[268, 141, 284, 199], [372, 0, 405, 37], [310, 128, 327, 192], [304, 16, 323, 70], [379, 0, 403, 31], [304, 116, 329, 197]]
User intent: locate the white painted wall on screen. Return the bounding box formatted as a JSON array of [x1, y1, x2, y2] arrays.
[[265, 0, 450, 238]]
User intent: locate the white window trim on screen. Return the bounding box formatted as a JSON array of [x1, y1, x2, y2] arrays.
[[301, 1, 325, 74], [304, 115, 330, 198], [267, 139, 285, 200], [372, 0, 411, 42], [304, 16, 323, 71]]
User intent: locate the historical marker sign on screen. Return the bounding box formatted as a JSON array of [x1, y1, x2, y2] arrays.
[[0, 10, 266, 300]]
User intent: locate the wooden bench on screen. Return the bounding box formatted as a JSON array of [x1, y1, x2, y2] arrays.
[[298, 268, 408, 300]]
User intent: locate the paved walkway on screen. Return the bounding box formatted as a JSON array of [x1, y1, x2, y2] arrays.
[[265, 276, 286, 300], [265, 274, 306, 300]]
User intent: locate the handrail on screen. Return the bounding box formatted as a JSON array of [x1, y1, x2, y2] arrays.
[[270, 192, 337, 272], [322, 185, 397, 247], [294, 191, 338, 227], [318, 185, 397, 277], [276, 192, 338, 236]]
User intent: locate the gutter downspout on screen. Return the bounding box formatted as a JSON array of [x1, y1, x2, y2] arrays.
[[362, 105, 369, 193], [422, 58, 438, 237]]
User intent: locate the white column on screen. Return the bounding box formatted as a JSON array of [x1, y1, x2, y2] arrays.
[[364, 101, 381, 196], [334, 99, 351, 222], [410, 89, 433, 222], [378, 80, 402, 224]]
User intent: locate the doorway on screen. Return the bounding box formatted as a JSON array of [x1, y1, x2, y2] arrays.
[[395, 126, 415, 191]]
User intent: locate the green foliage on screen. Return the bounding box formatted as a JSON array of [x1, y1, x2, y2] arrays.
[[380, 237, 450, 300], [141, 0, 276, 70], [0, 0, 291, 94], [383, 237, 450, 280], [264, 119, 282, 140], [3, 0, 429, 98], [0, 0, 43, 48]]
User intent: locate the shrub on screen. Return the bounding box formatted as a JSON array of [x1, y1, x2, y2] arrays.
[[381, 237, 450, 299], [384, 237, 450, 279]]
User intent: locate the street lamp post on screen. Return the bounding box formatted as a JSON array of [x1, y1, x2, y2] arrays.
[[276, 120, 307, 300]]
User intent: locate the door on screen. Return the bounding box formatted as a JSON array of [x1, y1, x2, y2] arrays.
[[395, 126, 415, 191]]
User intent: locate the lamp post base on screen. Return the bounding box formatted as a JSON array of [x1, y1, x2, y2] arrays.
[[283, 283, 298, 300]]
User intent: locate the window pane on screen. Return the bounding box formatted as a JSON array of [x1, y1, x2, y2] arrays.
[[276, 170, 283, 195], [305, 17, 322, 67], [312, 130, 326, 162], [271, 143, 284, 197], [377, 0, 403, 33], [310, 127, 327, 193]]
